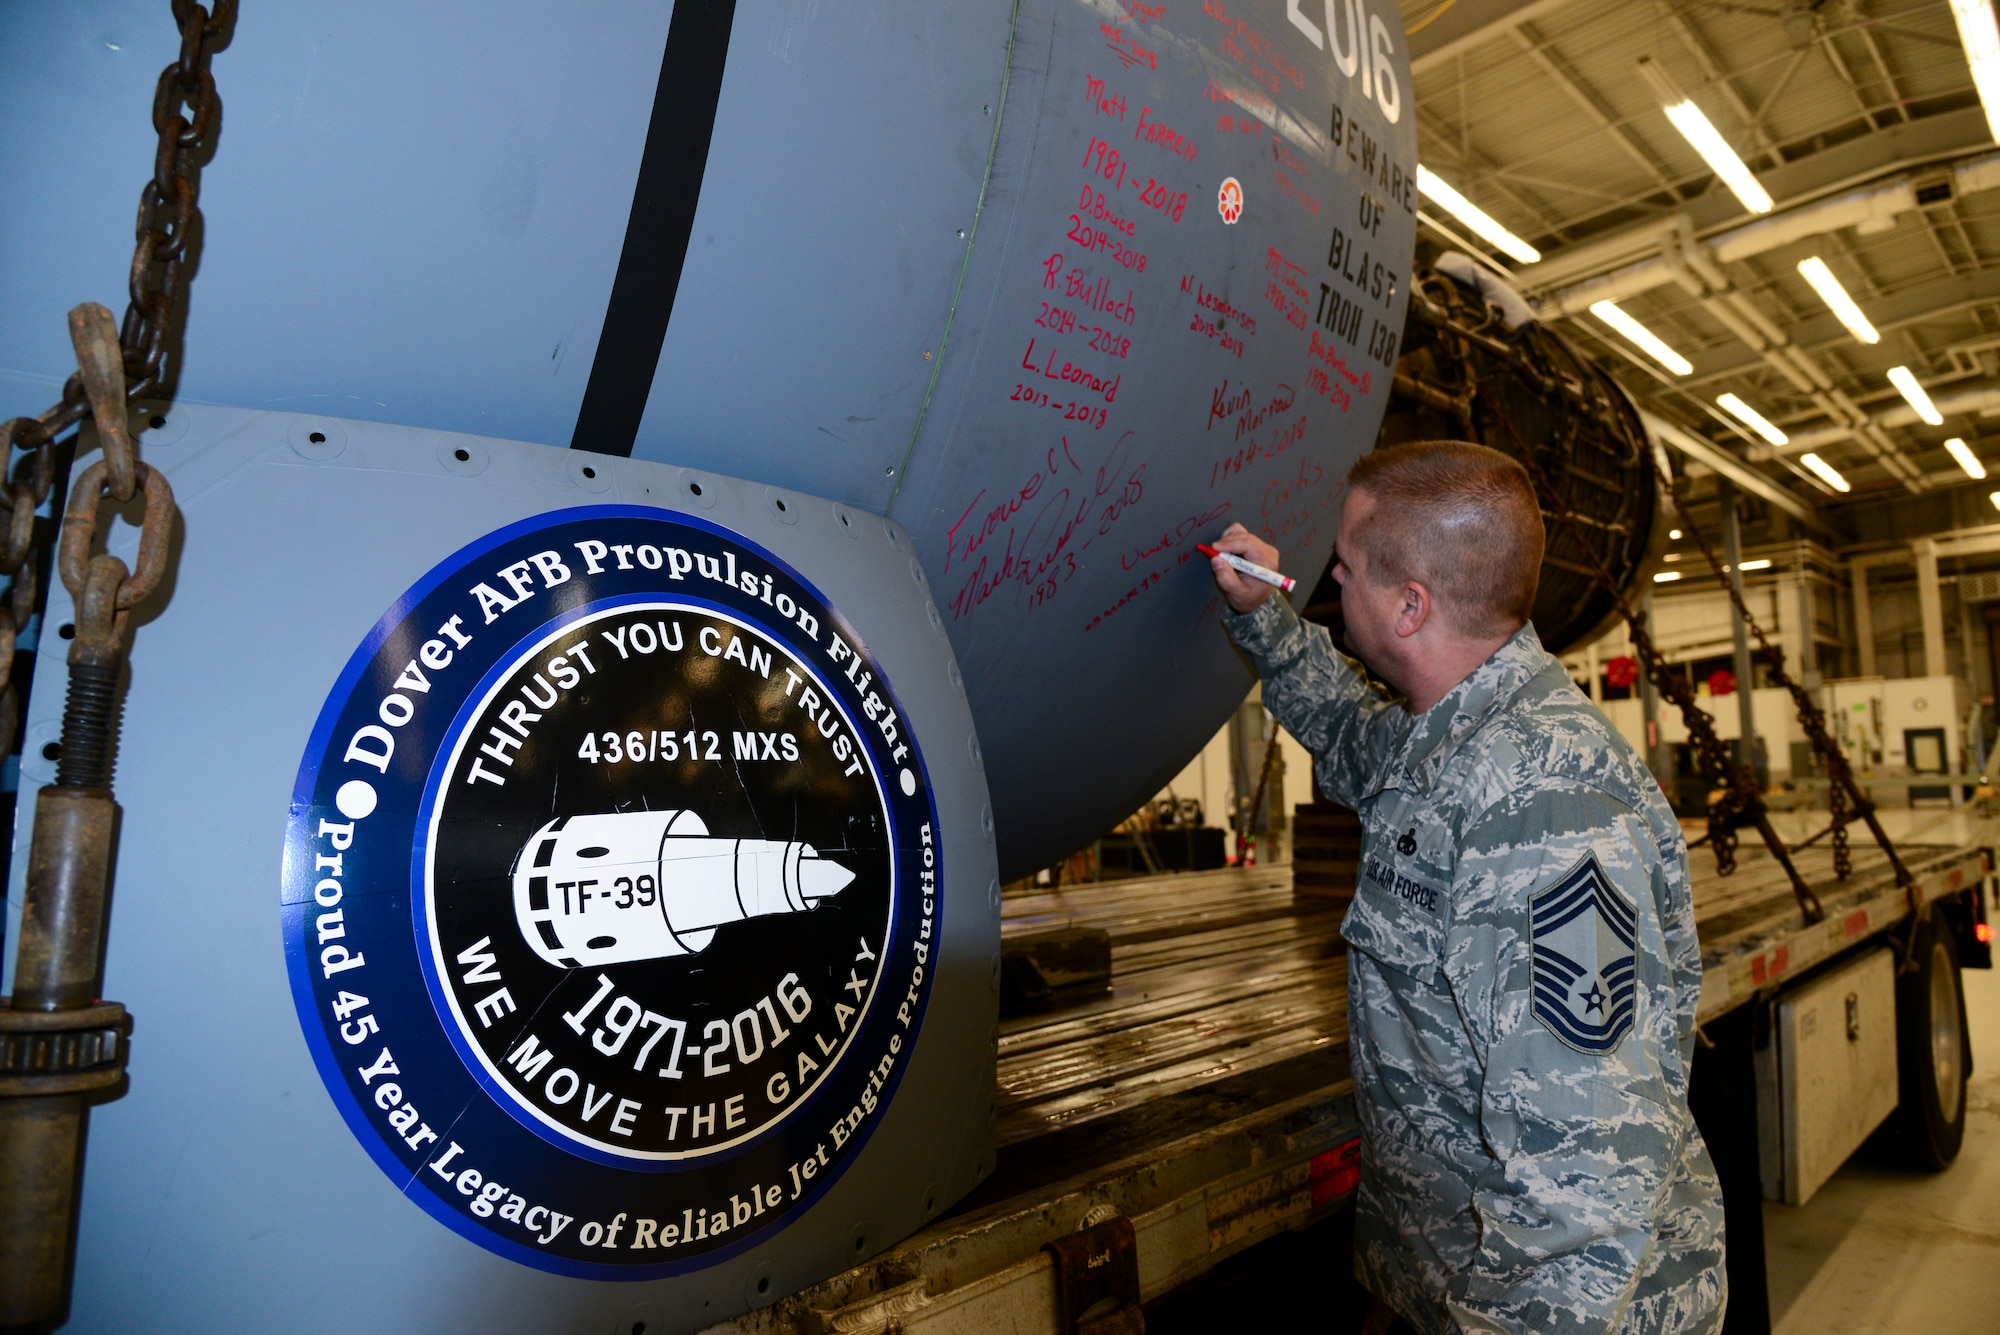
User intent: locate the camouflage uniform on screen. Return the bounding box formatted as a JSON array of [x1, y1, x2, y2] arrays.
[[1226, 598, 1725, 1335]]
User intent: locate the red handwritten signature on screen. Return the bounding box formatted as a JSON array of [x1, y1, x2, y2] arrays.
[[943, 434, 1149, 624]]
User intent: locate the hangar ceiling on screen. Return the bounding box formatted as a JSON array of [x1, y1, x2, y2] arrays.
[[1400, 0, 1999, 510]]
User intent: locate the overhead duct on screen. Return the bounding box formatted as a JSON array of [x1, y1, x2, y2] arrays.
[[1534, 149, 2000, 319], [1521, 218, 1685, 293], [1639, 217, 1928, 492], [1751, 381, 2000, 457], [1385, 263, 1836, 553], [1639, 412, 1836, 537]]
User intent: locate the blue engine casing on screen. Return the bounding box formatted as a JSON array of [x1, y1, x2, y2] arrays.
[[1, 0, 1416, 878]]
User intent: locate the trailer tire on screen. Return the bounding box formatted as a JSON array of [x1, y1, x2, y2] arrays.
[[1888, 911, 1970, 1171]]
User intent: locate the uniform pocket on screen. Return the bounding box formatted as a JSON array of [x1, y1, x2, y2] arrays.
[[1342, 807, 1450, 982]]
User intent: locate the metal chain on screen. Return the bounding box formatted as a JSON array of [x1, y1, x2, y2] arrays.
[[126, 0, 235, 400], [1829, 769, 1851, 879], [1239, 732, 1282, 864], [0, 0, 228, 763], [0, 5, 224, 1323], [0, 430, 59, 764], [1487, 407, 1763, 878], [1500, 418, 1828, 915], [1642, 440, 1909, 891]]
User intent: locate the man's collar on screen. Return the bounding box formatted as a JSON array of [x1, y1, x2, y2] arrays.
[[1367, 623, 1553, 797]]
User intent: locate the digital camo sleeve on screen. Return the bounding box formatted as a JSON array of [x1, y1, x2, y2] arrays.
[[1657, 831, 1703, 1075], [1442, 783, 1700, 1335], [1222, 596, 1405, 809]]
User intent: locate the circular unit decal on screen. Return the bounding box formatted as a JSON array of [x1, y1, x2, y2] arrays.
[[282, 506, 942, 1277], [1216, 176, 1243, 225]]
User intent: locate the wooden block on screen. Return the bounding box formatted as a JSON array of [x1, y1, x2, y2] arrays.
[[1291, 837, 1360, 856], [1293, 799, 1362, 901], [1000, 926, 1113, 1016]]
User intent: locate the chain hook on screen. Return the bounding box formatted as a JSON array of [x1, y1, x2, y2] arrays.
[[67, 304, 137, 503]]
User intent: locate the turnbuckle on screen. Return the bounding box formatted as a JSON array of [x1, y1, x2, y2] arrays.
[[0, 1001, 131, 1099]]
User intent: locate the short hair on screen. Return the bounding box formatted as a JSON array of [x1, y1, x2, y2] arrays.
[[1343, 441, 1544, 637]]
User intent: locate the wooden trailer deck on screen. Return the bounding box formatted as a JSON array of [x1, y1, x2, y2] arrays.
[[993, 833, 1990, 1148], [997, 866, 1346, 1147]]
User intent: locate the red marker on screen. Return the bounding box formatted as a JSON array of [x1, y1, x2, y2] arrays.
[[1198, 543, 1296, 593]]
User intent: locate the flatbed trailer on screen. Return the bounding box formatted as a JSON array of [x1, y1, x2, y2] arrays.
[[705, 836, 1991, 1335], [1690, 839, 1986, 1024]]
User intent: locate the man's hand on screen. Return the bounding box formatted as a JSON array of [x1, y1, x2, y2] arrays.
[[1210, 522, 1283, 615]]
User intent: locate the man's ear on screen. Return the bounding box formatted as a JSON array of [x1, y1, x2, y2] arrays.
[[1394, 581, 1432, 639]]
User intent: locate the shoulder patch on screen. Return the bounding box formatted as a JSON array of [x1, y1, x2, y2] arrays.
[[1529, 853, 1638, 1054]]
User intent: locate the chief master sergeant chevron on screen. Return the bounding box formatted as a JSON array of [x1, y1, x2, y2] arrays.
[[1208, 441, 1725, 1335]]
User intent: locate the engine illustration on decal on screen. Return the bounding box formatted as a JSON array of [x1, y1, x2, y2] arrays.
[[509, 810, 856, 969], [282, 507, 941, 1276]]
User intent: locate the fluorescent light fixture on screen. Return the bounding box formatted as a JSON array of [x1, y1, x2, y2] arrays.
[[1888, 366, 1945, 425], [1662, 102, 1774, 213], [1415, 165, 1541, 264], [1653, 570, 1684, 583], [1738, 558, 1773, 571], [1991, 489, 2000, 512], [1800, 452, 1851, 492], [1640, 57, 1772, 213], [1716, 392, 1789, 445], [1951, 0, 2000, 144], [1670, 528, 1682, 539], [1589, 301, 1693, 375], [1796, 257, 1880, 344], [1946, 437, 1987, 479]]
